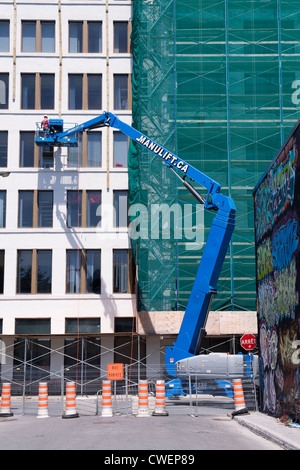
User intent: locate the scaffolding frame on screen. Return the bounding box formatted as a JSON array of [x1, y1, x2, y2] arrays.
[[129, 0, 300, 314], [0, 333, 259, 416]]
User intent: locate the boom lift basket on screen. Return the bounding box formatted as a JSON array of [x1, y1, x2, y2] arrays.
[[35, 120, 78, 147]]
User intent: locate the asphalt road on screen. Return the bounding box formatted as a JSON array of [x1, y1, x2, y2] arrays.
[[0, 397, 282, 452]]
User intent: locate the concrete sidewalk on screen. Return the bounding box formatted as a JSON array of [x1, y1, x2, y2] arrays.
[[233, 412, 300, 450]]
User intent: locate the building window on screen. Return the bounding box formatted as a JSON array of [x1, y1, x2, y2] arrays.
[[67, 190, 101, 227], [66, 249, 101, 294], [20, 132, 54, 168], [69, 21, 82, 52], [41, 21, 55, 52], [40, 146, 54, 168], [38, 191, 53, 227], [15, 319, 51, 334], [37, 250, 52, 293], [18, 190, 33, 227], [21, 74, 35, 109], [66, 250, 81, 293], [113, 132, 128, 167], [0, 131, 8, 167], [69, 21, 102, 53], [87, 132, 101, 167], [0, 251, 4, 294], [87, 191, 101, 227], [68, 133, 82, 166], [13, 337, 50, 381], [0, 21, 10, 52], [20, 132, 34, 167], [113, 190, 128, 227], [67, 190, 82, 227], [69, 74, 102, 110], [65, 318, 101, 334], [21, 20, 55, 53], [114, 74, 130, 110], [69, 74, 82, 109], [0, 74, 9, 109], [88, 74, 102, 109], [68, 131, 101, 167], [114, 22, 128, 53], [18, 190, 53, 227], [64, 336, 101, 384], [113, 249, 129, 293], [114, 335, 145, 369], [88, 21, 102, 53], [22, 21, 36, 52], [40, 74, 55, 109], [17, 250, 32, 293], [115, 317, 136, 333], [86, 250, 101, 293], [17, 249, 52, 294], [21, 73, 54, 110], [0, 191, 6, 228]]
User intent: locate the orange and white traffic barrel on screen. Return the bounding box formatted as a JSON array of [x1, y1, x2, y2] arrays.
[[0, 383, 13, 417], [37, 382, 49, 418], [153, 380, 168, 416], [137, 380, 150, 417], [231, 378, 249, 416], [101, 380, 113, 417], [62, 381, 79, 419]]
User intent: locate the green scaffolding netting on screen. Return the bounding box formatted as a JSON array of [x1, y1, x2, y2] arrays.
[[128, 0, 300, 313]]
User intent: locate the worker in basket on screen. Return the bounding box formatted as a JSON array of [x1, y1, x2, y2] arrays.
[[41, 115, 49, 136]]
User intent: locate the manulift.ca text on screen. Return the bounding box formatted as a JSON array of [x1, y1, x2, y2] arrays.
[[104, 454, 195, 467]]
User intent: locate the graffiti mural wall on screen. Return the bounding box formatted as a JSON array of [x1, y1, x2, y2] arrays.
[[254, 122, 300, 421]]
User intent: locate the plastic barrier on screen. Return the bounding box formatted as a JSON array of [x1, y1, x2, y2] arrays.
[[0, 383, 13, 417], [231, 378, 249, 416], [101, 380, 113, 417], [62, 382, 79, 419], [37, 382, 49, 418], [137, 380, 150, 417], [153, 380, 168, 416]]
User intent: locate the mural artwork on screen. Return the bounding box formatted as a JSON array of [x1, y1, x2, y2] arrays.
[[254, 125, 300, 421]]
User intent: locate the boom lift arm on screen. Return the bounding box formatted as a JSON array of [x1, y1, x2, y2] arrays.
[[36, 112, 236, 377]]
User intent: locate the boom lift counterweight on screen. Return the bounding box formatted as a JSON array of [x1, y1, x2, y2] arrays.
[[35, 112, 258, 384]]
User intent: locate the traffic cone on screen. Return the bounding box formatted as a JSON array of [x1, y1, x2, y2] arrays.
[[231, 378, 249, 416], [153, 380, 168, 416], [62, 381, 79, 418], [37, 382, 49, 418], [101, 380, 113, 417], [0, 383, 13, 417], [137, 380, 150, 417]]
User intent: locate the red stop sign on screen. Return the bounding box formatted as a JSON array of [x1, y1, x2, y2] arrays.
[[240, 334, 257, 351]]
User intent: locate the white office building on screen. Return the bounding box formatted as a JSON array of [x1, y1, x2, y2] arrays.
[[0, 0, 153, 388]]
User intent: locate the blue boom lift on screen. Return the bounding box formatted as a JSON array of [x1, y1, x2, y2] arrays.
[[36, 112, 258, 392]]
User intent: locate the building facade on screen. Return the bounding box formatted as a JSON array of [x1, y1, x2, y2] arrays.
[[0, 0, 144, 386]]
